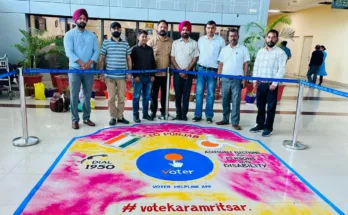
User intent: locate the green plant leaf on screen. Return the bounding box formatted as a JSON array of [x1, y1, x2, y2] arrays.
[[267, 15, 292, 32]]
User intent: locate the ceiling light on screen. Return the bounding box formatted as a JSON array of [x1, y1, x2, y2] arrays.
[[269, 9, 281, 13]]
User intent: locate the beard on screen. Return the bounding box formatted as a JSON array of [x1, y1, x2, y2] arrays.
[[77, 22, 86, 29], [266, 41, 276, 48], [159, 30, 167, 36], [112, 32, 121, 38], [182, 33, 189, 39]]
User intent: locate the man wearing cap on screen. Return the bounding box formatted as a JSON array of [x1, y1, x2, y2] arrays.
[[99, 22, 132, 126], [64, 8, 99, 130], [171, 21, 199, 121], [147, 20, 173, 119]]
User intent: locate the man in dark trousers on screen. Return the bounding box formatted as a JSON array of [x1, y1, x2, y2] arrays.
[[131, 30, 156, 123], [250, 29, 287, 137], [307, 45, 324, 84], [170, 20, 199, 121]]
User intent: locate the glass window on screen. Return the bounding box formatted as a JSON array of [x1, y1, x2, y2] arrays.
[[216, 26, 239, 44], [67, 18, 102, 46], [172, 24, 204, 41], [139, 22, 172, 40], [29, 15, 66, 38], [104, 21, 137, 47]]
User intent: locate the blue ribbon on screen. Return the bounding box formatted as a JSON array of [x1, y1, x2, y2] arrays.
[[23, 68, 167, 74], [302, 81, 348, 98], [171, 69, 299, 84], [0, 71, 17, 79]]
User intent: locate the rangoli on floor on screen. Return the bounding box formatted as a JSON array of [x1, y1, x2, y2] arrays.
[[14, 123, 344, 215]]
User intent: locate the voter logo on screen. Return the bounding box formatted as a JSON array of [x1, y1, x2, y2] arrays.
[[136, 149, 214, 181]]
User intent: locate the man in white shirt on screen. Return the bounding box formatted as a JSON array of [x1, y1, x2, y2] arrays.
[[192, 20, 226, 124], [171, 20, 199, 121], [250, 29, 287, 137], [216, 29, 250, 130]]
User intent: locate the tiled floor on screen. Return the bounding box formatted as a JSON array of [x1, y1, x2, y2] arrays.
[[0, 84, 348, 214]]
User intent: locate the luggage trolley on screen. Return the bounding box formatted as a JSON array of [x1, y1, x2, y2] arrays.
[[0, 55, 14, 100]]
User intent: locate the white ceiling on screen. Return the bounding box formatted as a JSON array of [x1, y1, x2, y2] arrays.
[[269, 0, 332, 16]]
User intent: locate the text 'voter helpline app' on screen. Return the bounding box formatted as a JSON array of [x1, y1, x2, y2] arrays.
[[136, 149, 214, 181]]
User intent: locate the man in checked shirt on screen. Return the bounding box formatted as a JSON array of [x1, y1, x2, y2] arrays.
[[250, 29, 287, 137]]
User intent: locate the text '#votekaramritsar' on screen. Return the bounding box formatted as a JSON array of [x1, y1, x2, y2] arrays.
[[121, 203, 248, 213]]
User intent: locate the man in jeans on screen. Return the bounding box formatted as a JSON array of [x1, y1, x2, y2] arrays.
[[131, 30, 156, 123], [171, 20, 199, 121], [193, 20, 225, 124], [99, 22, 132, 126], [64, 8, 99, 129], [250, 29, 287, 137], [216, 29, 250, 130], [147, 20, 172, 119], [307, 45, 324, 84]]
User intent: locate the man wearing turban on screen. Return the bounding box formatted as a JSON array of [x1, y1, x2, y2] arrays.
[[171, 20, 199, 121], [64, 8, 99, 129]]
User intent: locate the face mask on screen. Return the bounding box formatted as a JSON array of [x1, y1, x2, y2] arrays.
[[267, 41, 276, 48], [77, 22, 86, 29], [182, 33, 189, 39], [159, 30, 167, 36], [112, 31, 121, 38]]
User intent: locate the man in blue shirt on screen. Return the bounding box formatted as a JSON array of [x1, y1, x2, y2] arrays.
[[64, 8, 99, 129], [193, 20, 225, 124], [281, 41, 291, 61]]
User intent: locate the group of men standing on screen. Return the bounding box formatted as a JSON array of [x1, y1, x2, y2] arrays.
[[64, 8, 287, 137]]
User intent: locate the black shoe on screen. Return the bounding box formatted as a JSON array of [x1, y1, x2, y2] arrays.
[[150, 112, 156, 120], [173, 115, 183, 120], [206, 118, 213, 124], [182, 115, 188, 121], [72, 121, 79, 130], [216, 120, 229, 125], [192, 117, 202, 122], [143, 114, 154, 121], [262, 129, 273, 137], [109, 118, 116, 126], [133, 116, 141, 123], [117, 118, 130, 124], [83, 120, 96, 127], [250, 125, 264, 133]]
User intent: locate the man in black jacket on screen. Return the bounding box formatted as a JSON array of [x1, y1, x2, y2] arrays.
[[307, 45, 324, 84], [131, 30, 156, 123]]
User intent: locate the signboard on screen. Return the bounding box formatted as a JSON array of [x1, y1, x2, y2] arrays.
[[14, 123, 344, 215], [332, 0, 348, 9], [145, 22, 154, 29]]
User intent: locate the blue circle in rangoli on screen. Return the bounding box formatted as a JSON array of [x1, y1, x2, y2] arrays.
[[136, 148, 214, 181]]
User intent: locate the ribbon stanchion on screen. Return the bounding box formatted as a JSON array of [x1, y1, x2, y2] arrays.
[[302, 81, 348, 98], [283, 79, 307, 150], [24, 68, 167, 75], [12, 68, 39, 147], [164, 67, 171, 120], [170, 69, 300, 84], [0, 71, 17, 79]]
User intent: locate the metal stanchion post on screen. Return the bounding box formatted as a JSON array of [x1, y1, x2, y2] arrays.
[[12, 68, 40, 147], [283, 80, 307, 150], [159, 67, 173, 120], [165, 67, 170, 120]]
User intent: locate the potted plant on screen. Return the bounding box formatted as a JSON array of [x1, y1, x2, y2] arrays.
[[126, 88, 133, 100], [12, 28, 60, 87], [245, 91, 256, 104], [243, 15, 295, 102], [45, 36, 69, 87]]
